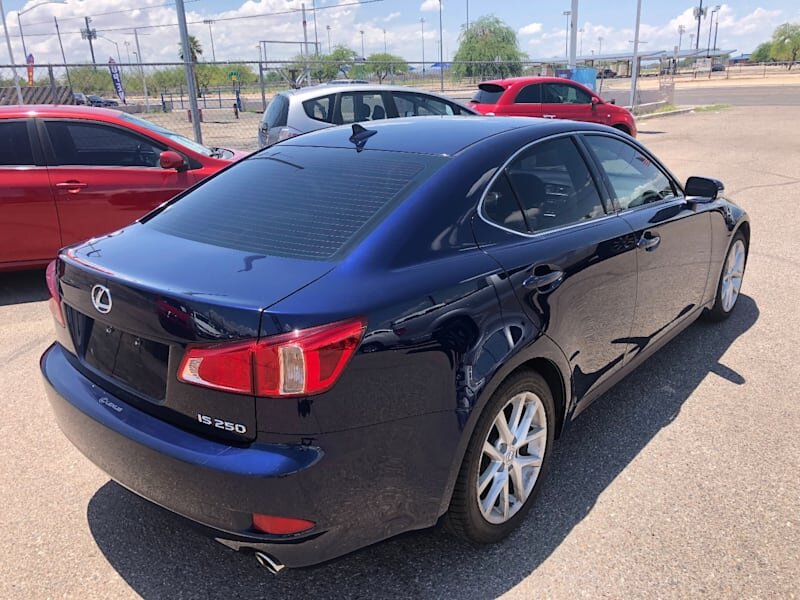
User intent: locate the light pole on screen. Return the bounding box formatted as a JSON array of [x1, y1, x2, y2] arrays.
[[0, 0, 23, 103], [678, 24, 686, 50], [99, 35, 122, 64], [630, 0, 642, 110], [420, 18, 425, 76], [694, 0, 705, 49], [326, 25, 331, 53], [689, 32, 695, 50], [383, 28, 387, 53], [579, 27, 584, 56], [124, 40, 132, 64], [16, 0, 59, 61], [360, 29, 365, 59], [707, 5, 720, 57], [203, 19, 216, 62], [598, 36, 603, 56], [562, 11, 571, 60], [438, 0, 443, 92], [713, 9, 721, 51]]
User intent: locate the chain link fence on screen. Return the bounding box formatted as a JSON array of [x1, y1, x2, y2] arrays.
[[2, 59, 797, 149]]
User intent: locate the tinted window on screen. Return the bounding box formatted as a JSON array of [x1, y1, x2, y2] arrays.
[[482, 172, 527, 233], [303, 94, 334, 123], [394, 92, 457, 117], [471, 86, 504, 104], [505, 137, 606, 232], [263, 93, 289, 128], [146, 148, 448, 261], [584, 135, 676, 210], [45, 121, 163, 167], [542, 83, 592, 104], [0, 121, 34, 165], [514, 84, 541, 104], [336, 92, 388, 124]]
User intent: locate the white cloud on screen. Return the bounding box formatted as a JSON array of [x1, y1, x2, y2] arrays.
[[420, 0, 440, 13], [519, 23, 543, 36], [383, 12, 401, 23]]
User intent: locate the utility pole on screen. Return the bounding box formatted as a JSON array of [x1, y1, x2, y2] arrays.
[[175, 0, 201, 142], [562, 11, 571, 60], [438, 0, 443, 92], [630, 0, 642, 110], [713, 11, 721, 51], [311, 0, 319, 56], [568, 0, 578, 69], [694, 0, 705, 49], [55, 16, 72, 89], [134, 29, 149, 112], [0, 0, 23, 103], [82, 16, 97, 66], [383, 29, 387, 53], [466, 0, 469, 31], [301, 3, 309, 84], [707, 5, 720, 57], [326, 25, 331, 53], [360, 29, 365, 59], [598, 36, 603, 56], [203, 20, 216, 62], [420, 18, 425, 76]]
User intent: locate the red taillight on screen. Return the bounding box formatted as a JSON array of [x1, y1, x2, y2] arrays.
[[46, 260, 65, 328], [178, 317, 366, 397], [252, 514, 315, 535]]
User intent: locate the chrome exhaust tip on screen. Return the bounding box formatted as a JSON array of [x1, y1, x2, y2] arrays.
[[254, 551, 285, 575]]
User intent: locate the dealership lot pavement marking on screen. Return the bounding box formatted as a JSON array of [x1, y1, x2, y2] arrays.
[[0, 106, 797, 599]]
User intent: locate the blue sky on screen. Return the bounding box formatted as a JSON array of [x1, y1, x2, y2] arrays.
[[2, 0, 798, 65]]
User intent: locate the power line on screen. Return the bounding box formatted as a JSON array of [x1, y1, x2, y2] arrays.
[[21, 0, 385, 37], [22, 0, 200, 28]]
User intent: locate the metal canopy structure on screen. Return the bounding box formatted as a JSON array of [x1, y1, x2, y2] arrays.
[[573, 48, 738, 63]]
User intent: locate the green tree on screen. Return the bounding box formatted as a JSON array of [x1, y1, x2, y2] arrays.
[[750, 41, 773, 63], [365, 52, 408, 83], [66, 66, 114, 94], [452, 15, 525, 79], [770, 23, 800, 68], [178, 35, 203, 63]]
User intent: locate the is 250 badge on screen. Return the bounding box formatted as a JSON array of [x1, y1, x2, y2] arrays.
[[197, 414, 247, 434]]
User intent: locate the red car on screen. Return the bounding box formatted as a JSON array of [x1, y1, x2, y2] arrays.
[[470, 76, 637, 137], [0, 105, 244, 271]]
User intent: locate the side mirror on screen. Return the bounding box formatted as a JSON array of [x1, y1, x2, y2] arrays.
[[609, 98, 616, 104], [159, 150, 188, 172], [685, 176, 724, 200]]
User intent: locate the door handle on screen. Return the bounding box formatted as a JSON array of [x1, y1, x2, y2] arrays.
[[523, 269, 565, 290], [542, 114, 557, 119], [637, 233, 661, 251], [56, 181, 88, 194]]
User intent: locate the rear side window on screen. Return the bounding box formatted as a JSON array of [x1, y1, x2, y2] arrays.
[[471, 84, 505, 104], [263, 94, 289, 128], [514, 84, 541, 104], [303, 94, 334, 123], [146, 147, 447, 261], [0, 121, 34, 165], [394, 92, 458, 116]]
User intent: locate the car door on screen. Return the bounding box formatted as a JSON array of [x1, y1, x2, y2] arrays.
[[40, 118, 195, 246], [581, 133, 711, 358], [0, 118, 61, 267], [507, 83, 543, 117], [472, 134, 639, 402], [541, 82, 598, 124]]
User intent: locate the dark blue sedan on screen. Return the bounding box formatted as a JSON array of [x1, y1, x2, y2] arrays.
[[41, 116, 750, 571]]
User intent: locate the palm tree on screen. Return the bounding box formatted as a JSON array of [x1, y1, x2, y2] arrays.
[[178, 35, 203, 62]]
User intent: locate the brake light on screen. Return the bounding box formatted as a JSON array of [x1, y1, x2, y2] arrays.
[[178, 317, 366, 397], [46, 260, 65, 328]]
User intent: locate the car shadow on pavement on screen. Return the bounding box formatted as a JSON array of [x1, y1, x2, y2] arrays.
[[0, 269, 49, 306], [87, 295, 758, 599]]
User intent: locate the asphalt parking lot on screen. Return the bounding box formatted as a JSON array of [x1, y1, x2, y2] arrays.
[[1, 104, 798, 599]]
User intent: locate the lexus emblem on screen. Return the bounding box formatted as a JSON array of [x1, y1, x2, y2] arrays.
[[91, 284, 112, 314]]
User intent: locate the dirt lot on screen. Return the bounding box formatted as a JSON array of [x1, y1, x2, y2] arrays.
[[0, 104, 798, 599]]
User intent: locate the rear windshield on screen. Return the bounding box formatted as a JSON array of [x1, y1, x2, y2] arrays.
[[145, 147, 447, 261], [263, 94, 290, 128], [471, 84, 505, 105]]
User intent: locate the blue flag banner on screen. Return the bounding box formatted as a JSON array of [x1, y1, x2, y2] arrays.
[[108, 58, 127, 105]]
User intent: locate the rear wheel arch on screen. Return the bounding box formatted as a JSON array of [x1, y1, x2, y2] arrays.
[[517, 359, 567, 439], [612, 123, 631, 135], [736, 220, 751, 251]]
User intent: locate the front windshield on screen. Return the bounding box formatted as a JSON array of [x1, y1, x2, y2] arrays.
[[120, 113, 215, 156]]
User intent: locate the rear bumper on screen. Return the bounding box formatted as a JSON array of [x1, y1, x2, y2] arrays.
[[41, 343, 450, 567]]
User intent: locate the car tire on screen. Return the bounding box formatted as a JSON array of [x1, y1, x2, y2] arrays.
[[703, 231, 747, 322], [446, 370, 555, 544]]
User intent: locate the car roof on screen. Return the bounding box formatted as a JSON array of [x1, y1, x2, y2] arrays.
[[277, 115, 610, 157], [276, 83, 469, 102], [478, 76, 585, 88], [0, 104, 124, 120]]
